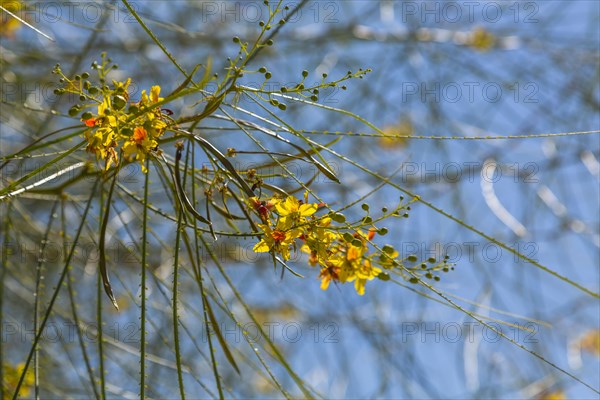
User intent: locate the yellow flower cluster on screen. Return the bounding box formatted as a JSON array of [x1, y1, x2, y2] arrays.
[[249, 193, 397, 295], [82, 81, 167, 173], [54, 57, 169, 173]]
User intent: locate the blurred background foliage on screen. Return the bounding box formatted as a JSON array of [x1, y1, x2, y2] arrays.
[[0, 0, 599, 399]]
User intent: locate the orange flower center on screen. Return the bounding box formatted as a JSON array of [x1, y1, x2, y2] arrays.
[[132, 126, 147, 144], [272, 230, 286, 244]]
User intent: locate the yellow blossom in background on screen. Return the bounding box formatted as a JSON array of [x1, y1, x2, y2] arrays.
[[469, 26, 496, 52], [0, 0, 24, 37], [379, 118, 413, 149], [538, 390, 566, 400], [2, 362, 34, 399], [579, 329, 600, 356]]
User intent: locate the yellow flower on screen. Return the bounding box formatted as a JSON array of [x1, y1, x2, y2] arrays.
[[301, 217, 339, 266], [122, 126, 158, 173], [347, 259, 382, 296], [275, 195, 318, 229], [326, 234, 382, 295], [140, 85, 164, 107], [319, 263, 340, 291], [253, 222, 302, 260]]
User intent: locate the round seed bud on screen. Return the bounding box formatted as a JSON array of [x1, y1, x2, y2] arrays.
[[331, 213, 346, 223], [81, 111, 93, 120], [377, 272, 390, 281], [382, 245, 395, 255], [68, 106, 80, 117], [112, 95, 127, 110], [342, 232, 354, 242]]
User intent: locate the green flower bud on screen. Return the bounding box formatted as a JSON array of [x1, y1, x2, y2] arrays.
[[331, 213, 346, 223], [342, 232, 354, 243], [377, 272, 390, 281], [68, 105, 80, 117], [112, 95, 127, 110]]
